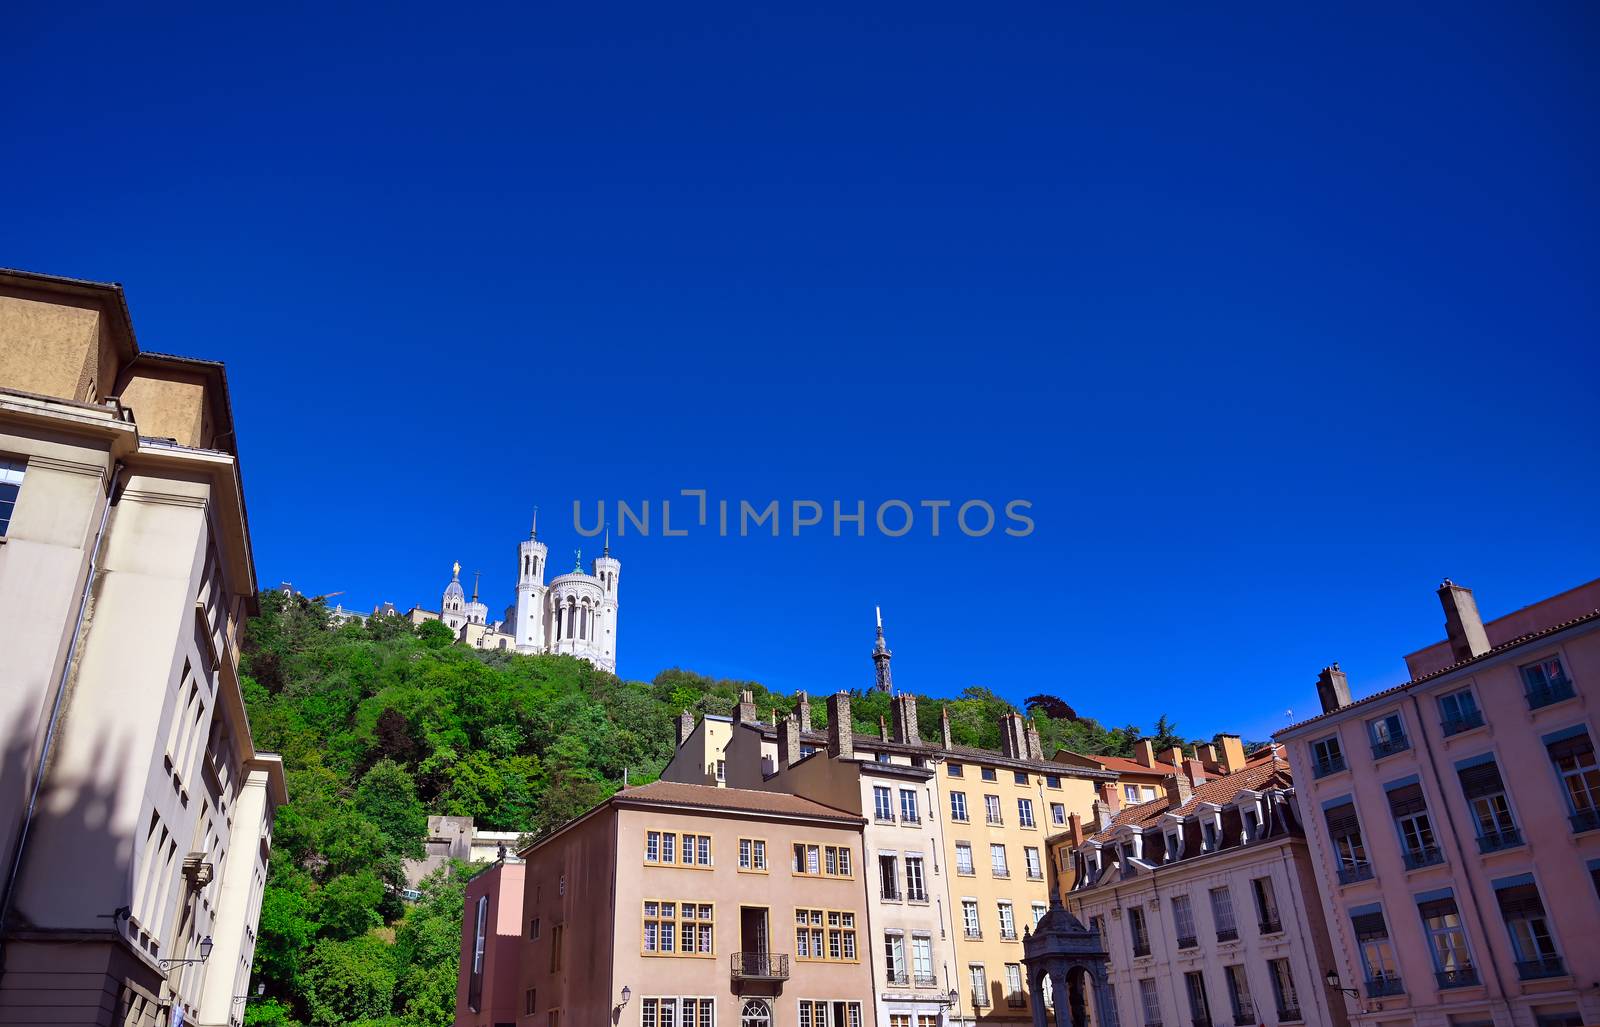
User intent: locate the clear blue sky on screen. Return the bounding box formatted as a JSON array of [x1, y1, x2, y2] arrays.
[[6, 3, 1597, 743]]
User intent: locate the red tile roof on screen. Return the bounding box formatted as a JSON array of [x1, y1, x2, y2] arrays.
[[614, 780, 863, 823], [1086, 757, 1292, 843]]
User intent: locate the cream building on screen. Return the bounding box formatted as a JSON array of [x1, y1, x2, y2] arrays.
[[0, 268, 286, 1027]]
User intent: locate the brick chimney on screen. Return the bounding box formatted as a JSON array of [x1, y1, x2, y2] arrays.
[[892, 694, 919, 744], [1438, 579, 1491, 664], [1097, 780, 1121, 813], [940, 705, 953, 750], [1066, 812, 1087, 847], [1092, 798, 1115, 831], [1133, 739, 1155, 767], [676, 710, 695, 746], [1164, 746, 1183, 770], [794, 691, 812, 733], [1185, 758, 1207, 785], [1196, 742, 1218, 767], [1316, 664, 1352, 714], [999, 713, 1029, 759], [1025, 720, 1043, 761], [1164, 767, 1193, 807], [878, 715, 888, 741], [827, 692, 853, 759], [1217, 734, 1246, 773], [779, 714, 802, 770], [737, 690, 758, 724]]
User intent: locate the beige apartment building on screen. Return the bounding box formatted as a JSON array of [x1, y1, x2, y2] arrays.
[[0, 269, 285, 1027]]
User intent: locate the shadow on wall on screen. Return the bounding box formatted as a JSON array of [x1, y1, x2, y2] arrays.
[[2, 703, 141, 1021]]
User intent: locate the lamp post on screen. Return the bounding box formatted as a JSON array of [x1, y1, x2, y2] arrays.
[[1324, 969, 1360, 998], [159, 935, 213, 972]]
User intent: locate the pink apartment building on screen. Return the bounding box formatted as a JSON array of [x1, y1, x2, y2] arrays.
[[1277, 579, 1600, 1027], [458, 858, 525, 1027]]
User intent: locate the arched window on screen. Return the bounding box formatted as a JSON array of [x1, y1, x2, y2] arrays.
[[740, 999, 770, 1027], [566, 601, 576, 639]]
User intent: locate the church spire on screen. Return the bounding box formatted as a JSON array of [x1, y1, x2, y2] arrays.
[[471, 570, 480, 602], [603, 526, 610, 558], [530, 505, 539, 539], [872, 606, 894, 694]]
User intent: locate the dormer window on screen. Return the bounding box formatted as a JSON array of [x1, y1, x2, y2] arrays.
[[1242, 808, 1261, 841], [1202, 820, 1219, 851], [1165, 832, 1180, 861]]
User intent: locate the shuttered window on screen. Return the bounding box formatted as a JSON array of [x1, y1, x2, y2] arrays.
[[1387, 783, 1427, 818], [1459, 761, 1505, 800], [1351, 910, 1388, 941], [1495, 883, 1545, 919], [1324, 802, 1360, 837]]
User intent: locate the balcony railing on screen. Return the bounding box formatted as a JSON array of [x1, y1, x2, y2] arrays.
[[887, 970, 910, 986], [731, 952, 790, 981], [1133, 941, 1151, 957], [1477, 827, 1523, 853], [901, 812, 922, 824], [1258, 918, 1283, 936], [993, 868, 1010, 879], [1441, 710, 1485, 736], [882, 887, 900, 901], [987, 815, 1004, 826], [1000, 928, 1018, 941], [1215, 927, 1238, 942], [1312, 756, 1346, 778], [1007, 992, 1027, 1008], [1337, 862, 1374, 885], [914, 973, 938, 988], [1193, 1018, 1213, 1027], [1176, 935, 1198, 950], [1570, 807, 1600, 834], [971, 989, 991, 1009], [965, 927, 983, 940], [1028, 869, 1045, 880], [1526, 681, 1576, 710], [1402, 845, 1444, 870], [1436, 965, 1479, 989], [1371, 735, 1410, 760], [1277, 1008, 1303, 1023], [1364, 976, 1404, 997], [1233, 1013, 1254, 1027], [1516, 956, 1566, 980]]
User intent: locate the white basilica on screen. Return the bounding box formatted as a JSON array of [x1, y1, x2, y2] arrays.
[[398, 513, 620, 671]]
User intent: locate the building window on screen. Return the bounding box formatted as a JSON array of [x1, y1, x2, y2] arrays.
[[1324, 801, 1372, 884], [1311, 734, 1345, 777], [646, 831, 675, 864], [683, 833, 712, 866], [950, 791, 969, 822], [549, 923, 564, 971], [1352, 908, 1401, 993], [981, 767, 998, 782], [899, 788, 920, 823], [1419, 894, 1476, 987], [1017, 798, 1036, 828], [962, 899, 981, 938], [1139, 978, 1161, 1027], [715, 760, 726, 782], [1224, 964, 1254, 1023], [738, 838, 767, 871], [984, 794, 1003, 825], [1438, 688, 1483, 735], [1495, 879, 1564, 978], [794, 908, 856, 962], [1005, 962, 1025, 1006], [1268, 958, 1301, 1020], [948, 763, 964, 777], [1546, 727, 1600, 833], [796, 1001, 862, 1027], [1014, 771, 1029, 785], [642, 999, 715, 1027], [1183, 971, 1212, 1026], [1210, 886, 1237, 941], [1369, 712, 1408, 758], [879, 854, 900, 900], [884, 931, 907, 985], [990, 843, 1009, 878], [471, 894, 488, 974], [912, 934, 934, 986], [1051, 802, 1066, 826], [1124, 784, 1141, 802], [740, 999, 772, 1027], [1033, 901, 1048, 926], [528, 917, 540, 939], [643, 900, 714, 956], [1130, 905, 1151, 956], [1252, 876, 1282, 933], [905, 855, 927, 901], [1457, 757, 1521, 852], [1522, 657, 1575, 709], [1024, 846, 1042, 880], [524, 989, 538, 1015], [955, 842, 974, 875], [998, 901, 1017, 940], [969, 965, 989, 1008], [1171, 894, 1197, 948], [792, 843, 851, 878], [874, 786, 894, 821], [1201, 819, 1219, 851], [1387, 781, 1442, 868], [0, 459, 23, 536]]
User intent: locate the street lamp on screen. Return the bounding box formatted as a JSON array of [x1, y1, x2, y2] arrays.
[[159, 936, 213, 972], [621, 986, 631, 1006], [1324, 969, 1360, 997]]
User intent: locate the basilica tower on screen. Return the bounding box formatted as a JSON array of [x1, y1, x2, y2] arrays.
[[513, 509, 548, 654]]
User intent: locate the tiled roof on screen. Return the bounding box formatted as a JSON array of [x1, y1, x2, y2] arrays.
[[614, 780, 863, 823], [1086, 757, 1292, 843], [740, 721, 1116, 779], [1063, 752, 1216, 780], [1276, 608, 1600, 737]]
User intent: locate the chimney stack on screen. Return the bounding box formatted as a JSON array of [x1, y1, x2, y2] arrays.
[[827, 692, 853, 759], [1092, 798, 1114, 831], [1066, 812, 1086, 847], [1185, 758, 1207, 785], [1438, 579, 1491, 664], [1164, 746, 1184, 769], [795, 691, 812, 733], [1217, 735, 1246, 773], [676, 710, 695, 747], [1133, 739, 1155, 767], [1315, 664, 1352, 714], [891, 694, 919, 744], [878, 715, 889, 741], [779, 714, 802, 771], [940, 705, 953, 750], [1196, 743, 1218, 767], [1164, 767, 1193, 807], [999, 713, 1029, 759], [737, 690, 758, 724], [1025, 720, 1043, 761]]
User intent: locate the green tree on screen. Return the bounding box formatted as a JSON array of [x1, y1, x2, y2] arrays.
[[355, 759, 428, 859], [317, 871, 386, 940], [304, 936, 397, 1027]]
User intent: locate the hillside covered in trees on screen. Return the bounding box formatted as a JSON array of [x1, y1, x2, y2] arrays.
[[239, 590, 1212, 1025]]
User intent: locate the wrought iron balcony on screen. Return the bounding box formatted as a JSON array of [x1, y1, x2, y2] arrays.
[[1570, 807, 1600, 834], [1215, 927, 1238, 942], [1337, 862, 1374, 885], [1364, 976, 1404, 997], [1441, 711, 1485, 736], [992, 868, 1010, 879], [1277, 1008, 1303, 1023], [914, 973, 938, 988], [1000, 928, 1018, 941], [965, 927, 983, 940], [886, 969, 910, 986], [1516, 956, 1566, 980], [1132, 941, 1151, 957], [1312, 756, 1346, 778], [731, 952, 789, 981], [1436, 965, 1479, 989], [1526, 681, 1575, 710], [1402, 845, 1444, 870], [1193, 1018, 1212, 1027], [1371, 735, 1410, 760], [1477, 827, 1523, 853], [1258, 918, 1283, 936], [1176, 935, 1198, 950], [1008, 993, 1027, 1008], [1233, 1014, 1254, 1026], [901, 812, 922, 824], [971, 989, 991, 1009]]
